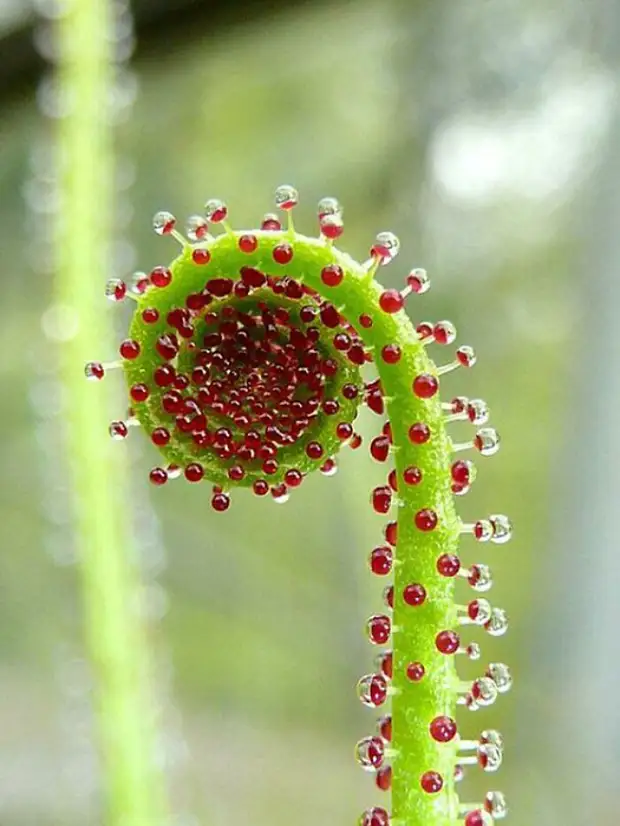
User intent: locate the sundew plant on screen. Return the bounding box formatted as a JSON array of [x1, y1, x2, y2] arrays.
[[88, 191, 512, 826], [58, 2, 512, 826]]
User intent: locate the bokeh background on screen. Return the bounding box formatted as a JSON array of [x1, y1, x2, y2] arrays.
[[1, 0, 619, 824]]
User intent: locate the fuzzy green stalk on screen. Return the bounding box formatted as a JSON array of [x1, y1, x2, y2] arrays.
[[127, 230, 461, 825], [54, 2, 168, 824]]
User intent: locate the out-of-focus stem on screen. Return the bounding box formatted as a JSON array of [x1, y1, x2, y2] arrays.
[[54, 1, 168, 823]]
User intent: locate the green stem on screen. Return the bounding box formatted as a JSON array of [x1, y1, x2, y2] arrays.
[[128, 230, 461, 825], [55, 2, 168, 824]]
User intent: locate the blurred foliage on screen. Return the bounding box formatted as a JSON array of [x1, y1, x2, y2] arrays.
[[0, 0, 612, 824]]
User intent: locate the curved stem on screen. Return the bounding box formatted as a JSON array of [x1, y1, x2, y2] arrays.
[[55, 2, 168, 823], [128, 230, 461, 825]]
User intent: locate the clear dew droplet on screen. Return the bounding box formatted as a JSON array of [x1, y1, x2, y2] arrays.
[[485, 608, 509, 637], [434, 320, 457, 345], [317, 196, 342, 218], [489, 514, 512, 544], [105, 277, 126, 302], [204, 198, 228, 222], [274, 184, 299, 210], [470, 598, 492, 625], [474, 428, 501, 456], [129, 270, 149, 295], [355, 736, 385, 771], [480, 729, 504, 751], [272, 488, 290, 504], [479, 743, 503, 773], [472, 677, 498, 707], [108, 421, 128, 440], [466, 642, 481, 660], [372, 232, 400, 264], [186, 215, 209, 242], [474, 519, 493, 542], [320, 459, 338, 477], [467, 399, 489, 425], [357, 673, 387, 708], [84, 362, 103, 381], [407, 267, 430, 294], [468, 563, 493, 592], [153, 210, 176, 236], [486, 662, 512, 693], [485, 790, 508, 819], [167, 464, 182, 480]]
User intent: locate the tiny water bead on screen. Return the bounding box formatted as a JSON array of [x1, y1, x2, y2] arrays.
[[89, 187, 510, 826]]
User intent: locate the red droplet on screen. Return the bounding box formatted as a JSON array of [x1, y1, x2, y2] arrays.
[[154, 365, 175, 387], [253, 480, 269, 496], [436, 630, 459, 654], [372, 486, 392, 514], [238, 234, 258, 253], [377, 651, 392, 679], [191, 248, 211, 265], [342, 383, 359, 400], [429, 716, 457, 742], [376, 766, 392, 791], [403, 466, 422, 485], [149, 467, 168, 486], [334, 333, 351, 351], [273, 244, 293, 264], [321, 264, 344, 287], [378, 715, 392, 741], [261, 214, 281, 230], [415, 509, 438, 531], [367, 614, 391, 645], [360, 807, 389, 826], [349, 433, 363, 449], [142, 308, 159, 324], [228, 465, 245, 481], [150, 266, 172, 287], [156, 333, 179, 360], [369, 546, 393, 576], [420, 771, 443, 794], [212, 492, 231, 512], [320, 304, 340, 327], [185, 463, 204, 482], [262, 459, 278, 475], [388, 469, 398, 491], [119, 339, 140, 360], [383, 585, 393, 608], [464, 812, 487, 826], [437, 554, 460, 577], [451, 460, 472, 485], [306, 441, 324, 459], [381, 344, 401, 364], [370, 435, 390, 462], [336, 422, 353, 441], [348, 343, 366, 365], [417, 321, 433, 338], [284, 469, 303, 487], [359, 313, 373, 328], [408, 422, 430, 444], [240, 266, 266, 288], [385, 521, 397, 546], [151, 427, 170, 447], [403, 583, 427, 606], [206, 278, 233, 297], [413, 373, 439, 398], [406, 661, 425, 682], [379, 289, 404, 314], [130, 383, 149, 402]]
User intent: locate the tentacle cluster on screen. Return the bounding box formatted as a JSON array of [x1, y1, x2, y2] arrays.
[[86, 186, 512, 826]]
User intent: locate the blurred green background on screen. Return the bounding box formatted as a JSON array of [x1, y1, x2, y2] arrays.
[[1, 0, 619, 824]]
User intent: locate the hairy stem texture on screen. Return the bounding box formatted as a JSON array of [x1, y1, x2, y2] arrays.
[[127, 230, 461, 825]]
